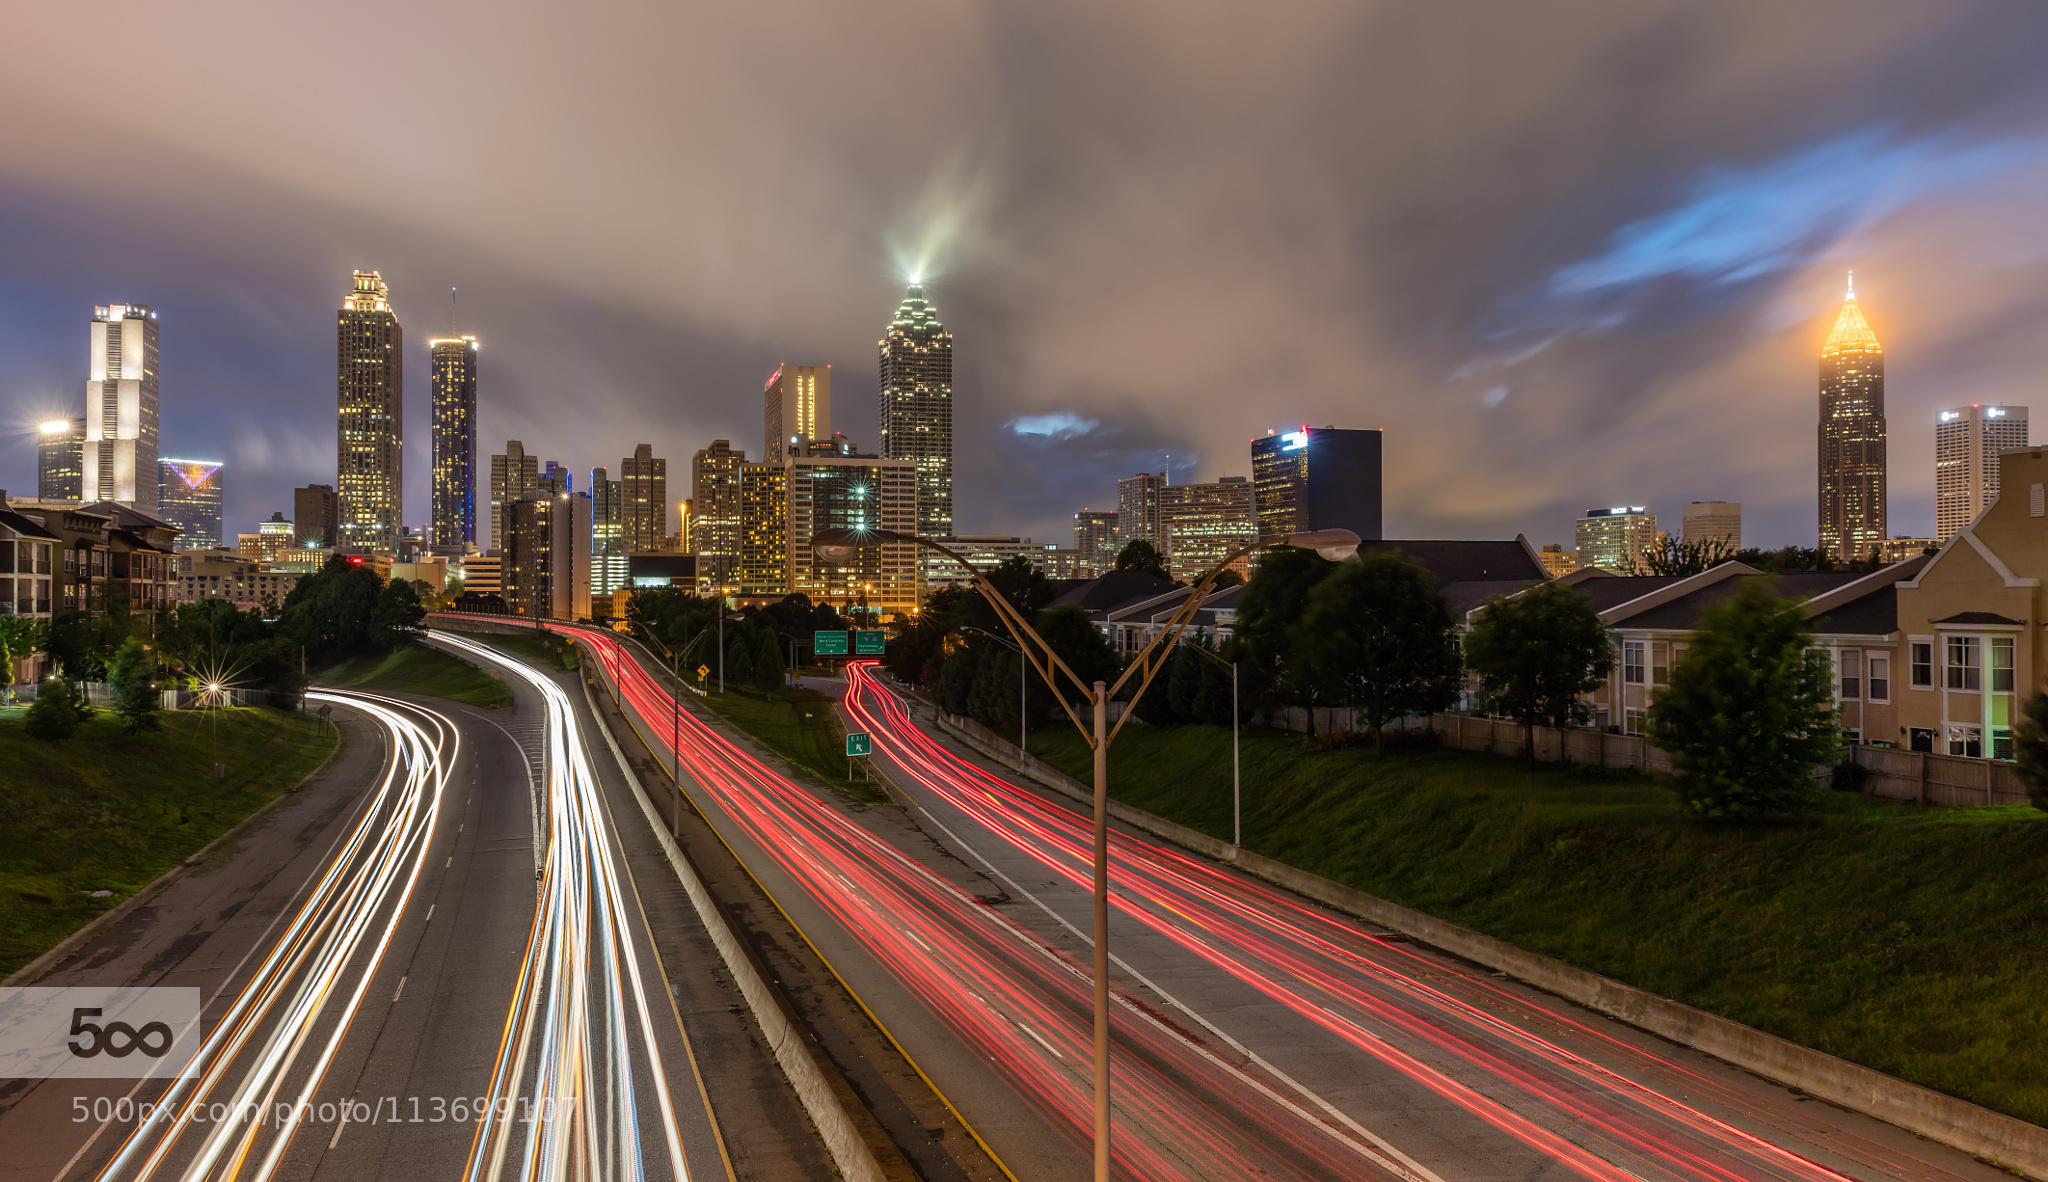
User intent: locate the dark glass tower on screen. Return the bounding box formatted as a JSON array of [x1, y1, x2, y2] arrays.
[[1818, 274, 1886, 563], [877, 282, 952, 538], [336, 271, 403, 552], [1250, 426, 1383, 541], [429, 333, 478, 556]]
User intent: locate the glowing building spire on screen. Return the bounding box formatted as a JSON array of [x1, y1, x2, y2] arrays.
[[1817, 272, 1887, 562]]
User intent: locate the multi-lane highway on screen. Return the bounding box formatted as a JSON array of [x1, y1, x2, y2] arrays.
[[835, 659, 2017, 1182]]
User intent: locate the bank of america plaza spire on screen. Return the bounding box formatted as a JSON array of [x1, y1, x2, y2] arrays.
[[1817, 270, 1886, 563], [877, 281, 952, 538]]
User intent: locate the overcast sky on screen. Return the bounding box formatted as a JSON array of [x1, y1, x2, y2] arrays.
[[5, 1, 2047, 551]]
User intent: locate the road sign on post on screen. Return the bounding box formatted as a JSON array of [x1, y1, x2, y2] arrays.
[[854, 629, 885, 655], [844, 732, 871, 757], [814, 630, 850, 657], [697, 664, 710, 681]]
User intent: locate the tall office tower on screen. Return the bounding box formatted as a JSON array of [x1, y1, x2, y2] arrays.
[[738, 462, 790, 597], [1116, 473, 1164, 550], [590, 467, 627, 600], [1576, 506, 1658, 573], [1818, 274, 1886, 563], [1935, 404, 2028, 543], [539, 459, 574, 498], [877, 283, 953, 539], [1537, 543, 1581, 578], [1681, 501, 1743, 551], [1073, 509, 1118, 575], [38, 417, 85, 501], [1250, 425, 1384, 541], [1158, 477, 1257, 583], [691, 440, 746, 593], [157, 459, 225, 551], [786, 448, 919, 615], [763, 364, 831, 465], [82, 303, 161, 513], [621, 443, 667, 552], [336, 272, 404, 551], [503, 492, 591, 621], [429, 333, 478, 555], [293, 484, 339, 548], [489, 441, 539, 552]]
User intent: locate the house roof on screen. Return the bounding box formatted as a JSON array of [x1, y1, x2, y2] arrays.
[[1808, 586, 1900, 634], [78, 501, 178, 533], [1047, 569, 1178, 613], [0, 508, 57, 540], [1933, 610, 2024, 626], [1619, 571, 1882, 632], [1358, 538, 1546, 583], [1442, 578, 1544, 616], [1570, 574, 1691, 611]]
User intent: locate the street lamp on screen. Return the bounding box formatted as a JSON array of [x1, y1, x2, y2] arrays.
[[814, 523, 1357, 1180], [960, 625, 1027, 751]]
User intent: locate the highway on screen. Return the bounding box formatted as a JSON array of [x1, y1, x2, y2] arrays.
[[836, 659, 2017, 1182]]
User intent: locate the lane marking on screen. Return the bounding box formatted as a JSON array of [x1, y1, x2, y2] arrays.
[[424, 904, 435, 924], [392, 975, 407, 1004], [327, 1100, 351, 1149]]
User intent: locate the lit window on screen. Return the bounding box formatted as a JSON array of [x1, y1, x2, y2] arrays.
[[1992, 637, 2015, 693], [1946, 636, 1981, 691]]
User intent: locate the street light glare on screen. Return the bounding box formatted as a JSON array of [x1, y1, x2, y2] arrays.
[[1281, 527, 1361, 563]]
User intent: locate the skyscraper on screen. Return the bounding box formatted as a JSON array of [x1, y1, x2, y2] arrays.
[[489, 441, 539, 553], [1116, 473, 1164, 550], [877, 282, 953, 539], [429, 333, 479, 555], [738, 462, 789, 598], [82, 303, 161, 513], [1818, 274, 1886, 563], [591, 467, 627, 600], [157, 459, 224, 551], [38, 417, 85, 501], [293, 484, 339, 549], [1073, 509, 1117, 575], [336, 271, 404, 551], [504, 491, 591, 621], [786, 447, 919, 615], [539, 459, 573, 498], [691, 440, 745, 593], [1158, 477, 1257, 583], [763, 364, 831, 465], [1576, 506, 1658, 573], [1250, 426, 1383, 541], [621, 443, 666, 553], [1935, 404, 2028, 543], [1680, 501, 1742, 551]]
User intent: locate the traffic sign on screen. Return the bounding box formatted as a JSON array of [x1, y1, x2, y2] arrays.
[[845, 732, 872, 757], [814, 630, 850, 656], [696, 664, 710, 680], [854, 629, 885, 655]]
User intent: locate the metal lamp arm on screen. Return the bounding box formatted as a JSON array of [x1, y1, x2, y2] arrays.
[[1102, 536, 1267, 746]]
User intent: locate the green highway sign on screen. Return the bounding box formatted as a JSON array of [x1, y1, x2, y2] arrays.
[[815, 630, 850, 656], [845, 731, 872, 757], [854, 629, 886, 655]]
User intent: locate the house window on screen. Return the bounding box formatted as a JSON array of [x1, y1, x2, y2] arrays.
[[1946, 636, 1981, 691], [1991, 637, 2015, 693], [1947, 723, 1982, 758], [1623, 640, 1644, 685], [1993, 727, 2015, 761], [1910, 641, 1933, 688], [1624, 708, 1646, 735], [1838, 647, 1861, 701], [1867, 654, 1890, 702], [1650, 641, 1670, 686]]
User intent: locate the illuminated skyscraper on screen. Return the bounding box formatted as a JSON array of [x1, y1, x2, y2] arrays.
[[1818, 274, 1886, 563], [786, 447, 918, 616], [38, 417, 85, 501], [691, 440, 745, 593], [336, 272, 404, 551], [764, 364, 831, 465], [590, 467, 627, 599], [877, 283, 952, 538], [1250, 426, 1382, 541], [489, 441, 539, 553], [1073, 509, 1117, 575], [1159, 477, 1257, 582], [621, 443, 667, 553], [429, 333, 479, 555], [157, 459, 224, 551], [1576, 506, 1658, 573], [1935, 404, 2028, 543], [1116, 473, 1164, 550], [83, 303, 161, 512], [737, 462, 789, 598]]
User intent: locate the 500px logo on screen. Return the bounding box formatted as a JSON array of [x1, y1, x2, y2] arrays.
[[0, 988, 200, 1080]]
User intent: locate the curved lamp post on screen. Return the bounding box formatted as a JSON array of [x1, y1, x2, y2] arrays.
[[813, 524, 1357, 1181]]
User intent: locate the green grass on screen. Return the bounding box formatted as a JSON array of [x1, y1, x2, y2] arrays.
[[0, 708, 338, 978], [701, 688, 888, 804], [317, 644, 514, 708], [1027, 723, 2048, 1126], [469, 630, 581, 672]]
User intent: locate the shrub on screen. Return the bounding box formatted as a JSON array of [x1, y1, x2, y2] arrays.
[[24, 678, 82, 741]]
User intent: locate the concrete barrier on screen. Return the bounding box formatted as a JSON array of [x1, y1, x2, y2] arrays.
[[933, 710, 2048, 1178]]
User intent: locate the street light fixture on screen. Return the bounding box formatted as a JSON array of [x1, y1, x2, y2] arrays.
[[813, 523, 1357, 1181], [960, 625, 1027, 751]]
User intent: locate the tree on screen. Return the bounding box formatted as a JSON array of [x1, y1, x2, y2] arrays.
[[108, 636, 161, 732], [1640, 536, 1737, 577], [1463, 581, 1613, 758], [1294, 553, 1461, 751], [0, 616, 48, 697], [1112, 539, 1170, 581], [753, 629, 784, 694], [1232, 545, 1342, 728], [1646, 580, 1838, 821], [984, 556, 1056, 616], [24, 676, 82, 741], [724, 635, 753, 689], [1031, 606, 1121, 716], [2011, 691, 2048, 812], [372, 579, 426, 649]]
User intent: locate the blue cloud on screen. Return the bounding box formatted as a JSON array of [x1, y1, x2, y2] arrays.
[[1008, 411, 1100, 441], [1550, 128, 2038, 295]]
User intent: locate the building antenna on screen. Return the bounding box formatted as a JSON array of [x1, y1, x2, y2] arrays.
[[1163, 451, 1171, 485], [450, 286, 458, 336]]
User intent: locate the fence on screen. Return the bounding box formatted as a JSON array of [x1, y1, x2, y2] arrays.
[[1845, 742, 2029, 806]]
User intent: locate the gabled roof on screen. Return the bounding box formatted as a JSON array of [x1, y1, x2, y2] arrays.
[[0, 508, 57, 540], [1357, 537, 1547, 583], [1572, 574, 1690, 611], [1933, 610, 2024, 626], [1047, 570, 1177, 613], [78, 501, 179, 534], [1619, 570, 1864, 631], [1442, 578, 1543, 616]]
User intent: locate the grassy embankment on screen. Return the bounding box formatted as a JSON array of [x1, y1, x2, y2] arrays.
[[469, 629, 580, 673], [317, 644, 514, 708], [699, 683, 889, 805], [1026, 723, 2048, 1126], [0, 708, 336, 977]]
